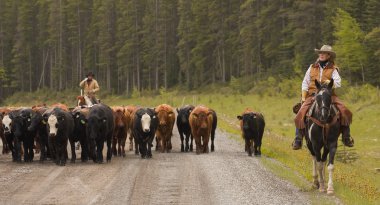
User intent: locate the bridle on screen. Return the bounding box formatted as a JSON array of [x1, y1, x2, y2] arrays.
[[307, 88, 339, 145]]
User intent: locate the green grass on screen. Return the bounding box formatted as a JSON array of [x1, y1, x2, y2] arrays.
[[2, 87, 379, 205]]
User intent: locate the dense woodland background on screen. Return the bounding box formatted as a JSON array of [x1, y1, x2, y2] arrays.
[[0, 0, 379, 99]]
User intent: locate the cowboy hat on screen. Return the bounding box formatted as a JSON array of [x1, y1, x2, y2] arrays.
[[314, 45, 336, 59], [86, 72, 95, 77]]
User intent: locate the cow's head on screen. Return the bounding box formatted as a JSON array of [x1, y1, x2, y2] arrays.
[[237, 112, 257, 131], [28, 112, 43, 132], [11, 115, 25, 138], [156, 110, 174, 127], [192, 111, 213, 130], [136, 108, 157, 133], [177, 106, 193, 124], [2, 114, 12, 134], [113, 110, 126, 128], [47, 113, 65, 137]]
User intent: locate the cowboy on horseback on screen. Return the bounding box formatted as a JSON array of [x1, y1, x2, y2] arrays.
[[293, 45, 354, 150], [79, 72, 99, 106]]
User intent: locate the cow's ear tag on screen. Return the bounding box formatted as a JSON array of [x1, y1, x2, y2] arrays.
[[153, 116, 156, 119], [76, 114, 80, 118], [42, 120, 46, 124], [80, 119, 86, 124], [103, 119, 106, 123], [27, 118, 31, 122]]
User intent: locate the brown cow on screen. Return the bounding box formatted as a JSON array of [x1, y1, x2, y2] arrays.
[[125, 105, 140, 154], [189, 105, 214, 154], [155, 104, 175, 153], [111, 106, 130, 157], [51, 103, 69, 111]]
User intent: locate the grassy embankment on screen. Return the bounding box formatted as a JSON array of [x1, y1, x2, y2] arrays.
[[2, 79, 379, 205]]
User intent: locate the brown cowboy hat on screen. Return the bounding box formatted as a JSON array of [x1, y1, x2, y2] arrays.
[[314, 45, 336, 59], [86, 72, 95, 77]]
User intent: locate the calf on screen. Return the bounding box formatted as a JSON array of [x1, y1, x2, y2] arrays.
[[111, 106, 130, 157], [86, 104, 114, 163], [132, 108, 158, 159], [237, 109, 265, 156], [155, 104, 175, 153], [189, 106, 214, 154], [28, 106, 50, 162], [47, 108, 74, 166], [177, 105, 194, 152], [72, 106, 90, 162]]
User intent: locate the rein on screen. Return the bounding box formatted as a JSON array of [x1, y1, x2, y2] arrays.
[[307, 104, 340, 145]]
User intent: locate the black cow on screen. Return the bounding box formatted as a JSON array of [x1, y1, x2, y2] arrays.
[[132, 108, 158, 159], [176, 105, 194, 152], [237, 110, 265, 156], [28, 107, 50, 162], [47, 108, 74, 166], [9, 108, 37, 162], [72, 107, 90, 162], [86, 104, 114, 163]]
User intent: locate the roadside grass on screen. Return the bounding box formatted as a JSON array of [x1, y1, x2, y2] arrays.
[[2, 87, 379, 205]]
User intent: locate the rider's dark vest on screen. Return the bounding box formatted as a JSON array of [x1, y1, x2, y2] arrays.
[[307, 63, 337, 97]]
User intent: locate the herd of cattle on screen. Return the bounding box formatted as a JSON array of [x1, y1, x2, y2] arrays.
[[0, 103, 265, 166]]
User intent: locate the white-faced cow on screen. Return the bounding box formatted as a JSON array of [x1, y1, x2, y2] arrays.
[[47, 108, 74, 166], [132, 108, 158, 159]]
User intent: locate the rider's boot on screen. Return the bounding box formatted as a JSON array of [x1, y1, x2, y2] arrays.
[[341, 126, 354, 147], [292, 128, 304, 150]]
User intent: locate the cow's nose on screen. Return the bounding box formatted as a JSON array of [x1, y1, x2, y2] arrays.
[[143, 128, 150, 132], [49, 133, 56, 137]]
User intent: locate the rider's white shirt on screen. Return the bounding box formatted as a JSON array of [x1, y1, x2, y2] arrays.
[[301, 63, 341, 92]]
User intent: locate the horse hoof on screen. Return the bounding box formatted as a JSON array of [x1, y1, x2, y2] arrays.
[[319, 188, 326, 193]]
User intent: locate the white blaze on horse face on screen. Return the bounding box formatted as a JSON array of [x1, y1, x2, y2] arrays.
[[84, 95, 94, 107], [141, 113, 151, 132], [48, 115, 58, 136], [2, 115, 12, 131]]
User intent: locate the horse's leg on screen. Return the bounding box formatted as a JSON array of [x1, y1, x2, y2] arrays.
[[312, 156, 319, 189], [327, 142, 337, 195]]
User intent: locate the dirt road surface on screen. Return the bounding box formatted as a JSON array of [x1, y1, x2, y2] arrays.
[[0, 127, 309, 205]]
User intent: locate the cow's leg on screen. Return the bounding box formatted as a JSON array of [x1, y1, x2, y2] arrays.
[[129, 133, 133, 151], [139, 141, 146, 158], [181, 132, 186, 152], [161, 135, 166, 153], [39, 136, 46, 162], [203, 136, 209, 153], [80, 136, 88, 162], [211, 129, 215, 152], [168, 133, 172, 151], [190, 134, 194, 152], [194, 135, 201, 155], [70, 139, 76, 163], [134, 137, 139, 155], [147, 141, 153, 158], [96, 140, 104, 163], [327, 143, 337, 195], [23, 140, 29, 162], [106, 134, 112, 162], [29, 139, 34, 162], [245, 138, 251, 156], [112, 136, 117, 156], [121, 135, 126, 157]]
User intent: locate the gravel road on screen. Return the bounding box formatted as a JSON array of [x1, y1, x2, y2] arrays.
[[0, 127, 310, 205]]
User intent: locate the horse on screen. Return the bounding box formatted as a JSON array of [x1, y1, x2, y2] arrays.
[[305, 79, 340, 195], [77, 95, 97, 107]]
